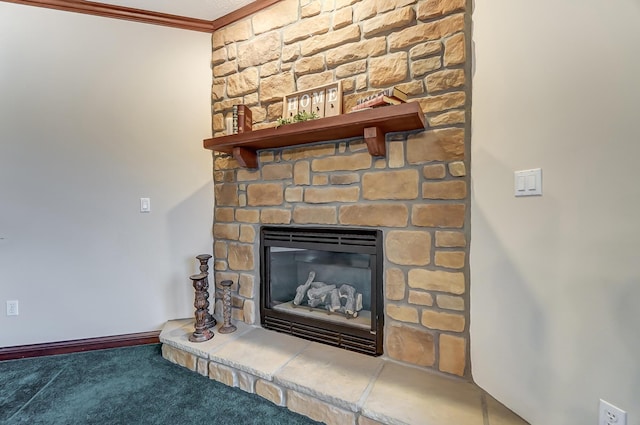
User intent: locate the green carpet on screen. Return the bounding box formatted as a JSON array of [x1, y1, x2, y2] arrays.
[[0, 344, 321, 424]]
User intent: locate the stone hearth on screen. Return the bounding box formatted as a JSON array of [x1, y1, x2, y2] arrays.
[[161, 319, 527, 425]]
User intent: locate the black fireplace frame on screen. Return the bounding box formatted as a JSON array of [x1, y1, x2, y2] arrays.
[[260, 226, 384, 356]]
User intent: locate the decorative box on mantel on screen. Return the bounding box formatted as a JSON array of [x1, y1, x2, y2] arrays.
[[203, 102, 426, 168]]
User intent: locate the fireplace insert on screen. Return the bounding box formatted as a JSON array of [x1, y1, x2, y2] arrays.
[[260, 226, 383, 356]]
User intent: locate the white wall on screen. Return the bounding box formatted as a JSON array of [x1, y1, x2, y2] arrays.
[[0, 4, 213, 346], [471, 1, 640, 424]]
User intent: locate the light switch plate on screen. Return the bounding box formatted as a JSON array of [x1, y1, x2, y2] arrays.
[[140, 197, 151, 213], [514, 168, 542, 197]]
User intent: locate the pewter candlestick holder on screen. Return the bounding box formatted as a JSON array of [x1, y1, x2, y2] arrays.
[[189, 273, 214, 342], [196, 254, 216, 329], [218, 279, 237, 334]]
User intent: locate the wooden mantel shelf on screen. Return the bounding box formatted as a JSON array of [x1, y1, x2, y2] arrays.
[[203, 102, 426, 168]]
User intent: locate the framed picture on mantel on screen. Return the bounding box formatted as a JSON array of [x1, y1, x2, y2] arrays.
[[283, 81, 342, 120]]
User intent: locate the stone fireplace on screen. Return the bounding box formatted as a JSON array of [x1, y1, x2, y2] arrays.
[[209, 0, 470, 378]]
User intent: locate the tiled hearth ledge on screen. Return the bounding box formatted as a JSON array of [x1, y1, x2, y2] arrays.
[[161, 319, 528, 425]]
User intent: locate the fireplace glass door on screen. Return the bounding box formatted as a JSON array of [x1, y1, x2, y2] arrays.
[[260, 226, 383, 356]]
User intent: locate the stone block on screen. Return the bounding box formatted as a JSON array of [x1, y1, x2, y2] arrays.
[[260, 71, 296, 103], [252, 0, 299, 34], [333, 6, 353, 29], [426, 69, 465, 93], [262, 164, 293, 180], [197, 358, 209, 376], [209, 362, 236, 387], [215, 155, 239, 170], [212, 78, 225, 101], [256, 379, 285, 406], [247, 183, 284, 206], [421, 310, 465, 332], [386, 322, 434, 367], [282, 44, 300, 63], [326, 37, 386, 67], [232, 307, 244, 321], [385, 268, 406, 301], [237, 370, 256, 393], [436, 294, 464, 311], [312, 174, 329, 185], [397, 80, 425, 96], [353, 0, 377, 21], [386, 304, 419, 323], [410, 41, 442, 59], [362, 170, 419, 200], [422, 181, 467, 199], [260, 209, 292, 224], [388, 142, 405, 168], [385, 230, 431, 266], [339, 204, 408, 227], [235, 209, 260, 223], [439, 334, 466, 376], [215, 184, 239, 206], [227, 43, 237, 60], [228, 243, 254, 271], [214, 261, 227, 271], [336, 59, 367, 78], [214, 272, 239, 290], [444, 33, 467, 66], [260, 61, 279, 78], [297, 71, 334, 91], [301, 24, 361, 56], [213, 223, 240, 240], [162, 345, 197, 371], [243, 300, 256, 324], [214, 241, 228, 258], [285, 187, 304, 202], [411, 56, 442, 78], [227, 67, 259, 97], [408, 269, 464, 294], [211, 47, 226, 66], [407, 128, 465, 163], [417, 0, 466, 19], [312, 153, 372, 172], [284, 145, 336, 161], [435, 231, 466, 247], [388, 14, 464, 50], [212, 20, 251, 46], [215, 207, 234, 222], [408, 290, 434, 306], [448, 161, 466, 176], [295, 55, 327, 77], [267, 102, 284, 121], [428, 110, 466, 126], [434, 251, 465, 269], [287, 390, 357, 425], [369, 52, 408, 87], [412, 204, 466, 228], [293, 206, 337, 224], [302, 0, 322, 18], [284, 14, 331, 44], [292, 161, 310, 186], [237, 169, 260, 181], [423, 164, 446, 179], [213, 113, 225, 131], [305, 187, 360, 203], [239, 225, 256, 243], [417, 91, 466, 114], [239, 273, 255, 298], [330, 173, 360, 185], [213, 61, 237, 77], [363, 6, 415, 38]]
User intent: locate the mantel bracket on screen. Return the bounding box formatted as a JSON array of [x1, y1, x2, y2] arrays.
[[364, 127, 386, 157], [233, 147, 258, 169]]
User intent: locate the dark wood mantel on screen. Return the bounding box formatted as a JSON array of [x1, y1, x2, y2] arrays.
[[203, 102, 426, 168]]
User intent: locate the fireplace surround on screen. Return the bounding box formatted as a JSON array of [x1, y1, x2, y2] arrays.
[[260, 226, 383, 355]]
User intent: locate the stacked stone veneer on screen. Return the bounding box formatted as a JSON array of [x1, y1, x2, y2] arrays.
[[210, 0, 470, 377]]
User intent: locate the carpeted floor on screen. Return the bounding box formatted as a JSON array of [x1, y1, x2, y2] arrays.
[[0, 344, 322, 424]]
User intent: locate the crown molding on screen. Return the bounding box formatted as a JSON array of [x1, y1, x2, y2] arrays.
[[1, 0, 214, 32], [1, 0, 284, 33]]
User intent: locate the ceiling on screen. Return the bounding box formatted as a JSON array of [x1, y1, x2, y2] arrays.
[[97, 0, 257, 21]]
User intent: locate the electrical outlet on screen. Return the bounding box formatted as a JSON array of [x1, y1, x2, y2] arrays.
[[7, 300, 19, 316], [600, 399, 627, 425]]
